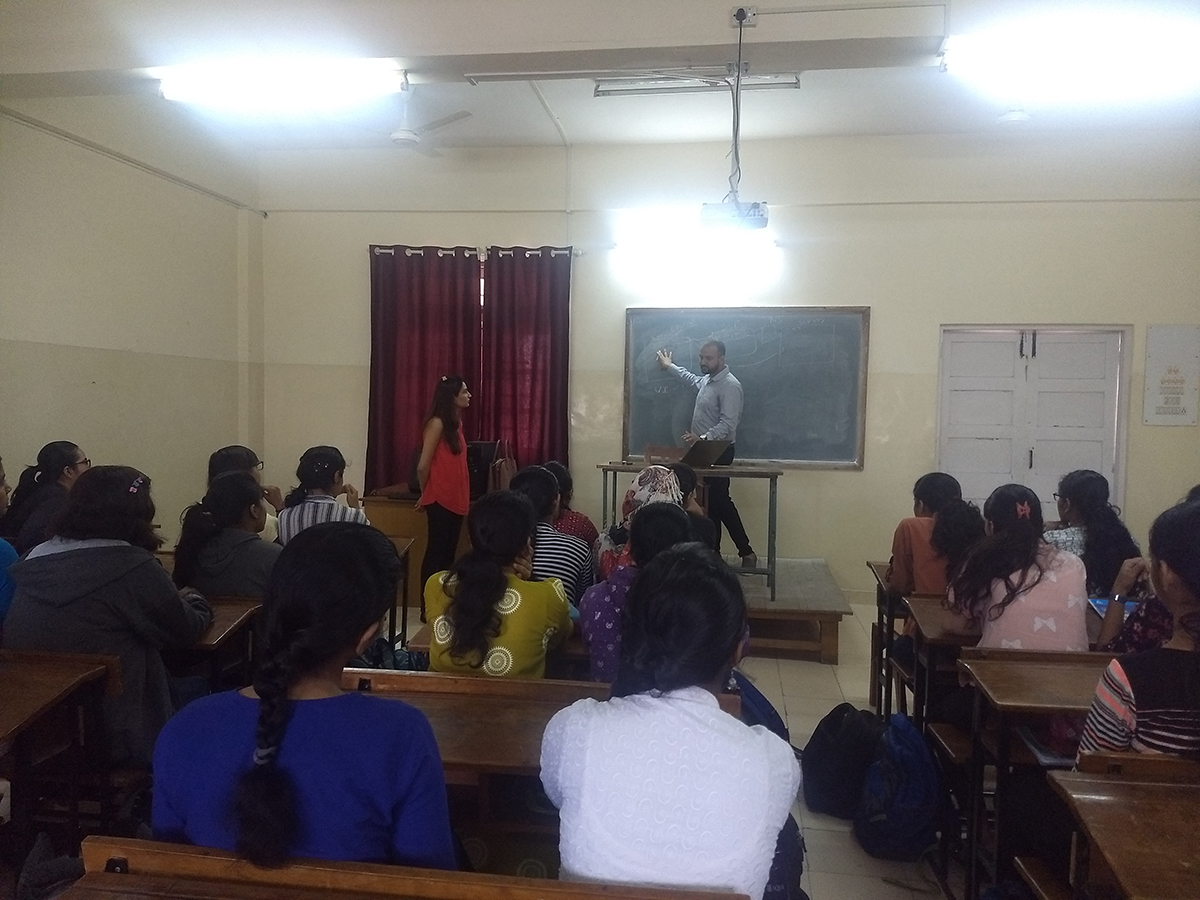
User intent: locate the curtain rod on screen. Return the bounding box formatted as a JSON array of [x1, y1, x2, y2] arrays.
[[372, 246, 579, 258], [0, 104, 267, 218]]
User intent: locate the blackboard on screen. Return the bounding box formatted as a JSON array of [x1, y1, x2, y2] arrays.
[[623, 307, 870, 468]]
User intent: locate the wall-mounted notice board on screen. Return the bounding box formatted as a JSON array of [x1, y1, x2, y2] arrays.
[[623, 307, 870, 468]]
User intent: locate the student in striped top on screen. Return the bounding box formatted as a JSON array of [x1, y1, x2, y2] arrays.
[[510, 466, 593, 610], [1080, 499, 1200, 757], [277, 446, 369, 545]]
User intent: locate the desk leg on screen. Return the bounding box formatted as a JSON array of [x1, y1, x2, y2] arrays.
[[767, 475, 777, 602], [882, 594, 897, 719], [965, 688, 985, 900], [399, 552, 410, 648], [994, 713, 1013, 886]]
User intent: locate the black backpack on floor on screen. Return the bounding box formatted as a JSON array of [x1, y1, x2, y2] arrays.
[[801, 702, 885, 819]]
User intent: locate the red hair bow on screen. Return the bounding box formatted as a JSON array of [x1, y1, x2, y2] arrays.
[[1015, 501, 1031, 520]]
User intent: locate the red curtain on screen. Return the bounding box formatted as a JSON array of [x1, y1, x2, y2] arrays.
[[366, 245, 482, 492], [478, 247, 572, 467]]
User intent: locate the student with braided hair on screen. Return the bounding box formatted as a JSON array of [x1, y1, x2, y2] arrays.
[[948, 483, 1088, 651], [152, 522, 456, 869]]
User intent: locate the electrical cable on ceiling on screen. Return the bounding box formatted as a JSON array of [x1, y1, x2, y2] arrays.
[[724, 14, 746, 204]]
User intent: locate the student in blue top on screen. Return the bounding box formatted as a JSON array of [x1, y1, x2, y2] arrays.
[[153, 522, 457, 869]]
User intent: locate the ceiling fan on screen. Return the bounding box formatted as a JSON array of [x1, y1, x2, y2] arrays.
[[388, 70, 471, 156]]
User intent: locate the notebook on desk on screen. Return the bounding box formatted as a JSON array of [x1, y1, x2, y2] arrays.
[[680, 440, 731, 468]]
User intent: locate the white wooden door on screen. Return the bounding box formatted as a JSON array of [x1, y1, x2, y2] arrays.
[[938, 328, 1126, 518]]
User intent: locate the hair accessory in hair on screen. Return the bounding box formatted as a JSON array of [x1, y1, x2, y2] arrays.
[[129, 475, 146, 493], [252, 745, 278, 767], [1015, 501, 1031, 520], [441, 375, 449, 381]]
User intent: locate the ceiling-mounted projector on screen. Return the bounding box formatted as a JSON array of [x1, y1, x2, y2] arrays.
[[700, 201, 769, 229]]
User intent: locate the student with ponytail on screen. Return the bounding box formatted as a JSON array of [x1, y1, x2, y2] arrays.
[[1044, 469, 1141, 597], [425, 490, 572, 678], [1080, 499, 1200, 757], [948, 483, 1088, 651], [173, 472, 281, 598], [276, 446, 368, 544], [153, 522, 457, 868], [0, 441, 90, 553], [541, 544, 799, 900], [886, 472, 983, 595]]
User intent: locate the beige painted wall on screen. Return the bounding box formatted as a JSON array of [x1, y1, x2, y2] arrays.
[[0, 102, 262, 538], [258, 129, 1200, 599]]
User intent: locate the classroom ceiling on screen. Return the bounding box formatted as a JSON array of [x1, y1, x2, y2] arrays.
[[2, 0, 1199, 151]]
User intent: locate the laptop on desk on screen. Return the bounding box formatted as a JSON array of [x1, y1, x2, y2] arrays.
[[680, 440, 732, 469]]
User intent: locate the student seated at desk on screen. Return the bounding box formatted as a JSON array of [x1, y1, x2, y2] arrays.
[[595, 465, 683, 579], [277, 446, 368, 545], [579, 502, 694, 683], [542, 543, 799, 900], [426, 490, 572, 678], [1043, 469, 1141, 597], [0, 440, 90, 554], [0, 455, 16, 629], [153, 522, 457, 869], [208, 445, 283, 544], [173, 472, 281, 599], [3, 466, 212, 767], [948, 484, 1088, 651], [886, 472, 984, 595], [666, 462, 718, 550], [511, 466, 593, 608], [543, 461, 600, 548], [1079, 499, 1200, 757]]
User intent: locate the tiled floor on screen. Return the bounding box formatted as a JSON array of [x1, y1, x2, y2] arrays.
[[737, 603, 943, 900]]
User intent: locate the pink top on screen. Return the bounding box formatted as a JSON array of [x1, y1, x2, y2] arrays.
[[418, 423, 469, 515], [950, 545, 1089, 651]]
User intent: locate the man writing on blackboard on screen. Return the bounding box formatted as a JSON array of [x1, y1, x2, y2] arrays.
[[656, 340, 757, 568]]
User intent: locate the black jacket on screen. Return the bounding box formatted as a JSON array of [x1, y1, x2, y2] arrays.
[[3, 542, 212, 766]]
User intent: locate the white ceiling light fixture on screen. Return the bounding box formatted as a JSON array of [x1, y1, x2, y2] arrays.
[[943, 8, 1200, 108], [594, 71, 800, 97], [152, 57, 406, 114]]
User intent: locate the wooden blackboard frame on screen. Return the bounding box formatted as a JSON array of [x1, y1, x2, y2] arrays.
[[622, 306, 870, 469]]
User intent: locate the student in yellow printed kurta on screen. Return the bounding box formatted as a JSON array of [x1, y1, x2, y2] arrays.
[[425, 490, 572, 678]]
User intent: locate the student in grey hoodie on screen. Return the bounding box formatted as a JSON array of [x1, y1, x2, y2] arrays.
[[3, 466, 212, 767], [173, 472, 281, 599]]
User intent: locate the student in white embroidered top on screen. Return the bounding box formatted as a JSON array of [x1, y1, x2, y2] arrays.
[[540, 543, 799, 900], [277, 446, 369, 545]]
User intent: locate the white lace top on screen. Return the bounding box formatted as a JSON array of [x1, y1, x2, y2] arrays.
[[540, 685, 800, 900]]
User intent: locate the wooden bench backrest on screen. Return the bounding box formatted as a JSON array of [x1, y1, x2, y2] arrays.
[[80, 837, 749, 900], [1076, 750, 1200, 783], [343, 669, 743, 717], [959, 647, 1115, 666]]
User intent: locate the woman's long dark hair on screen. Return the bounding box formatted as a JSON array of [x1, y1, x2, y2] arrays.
[[424, 376, 465, 455], [0, 441, 80, 539], [231, 522, 400, 868], [950, 484, 1046, 622], [913, 472, 962, 514], [932, 499, 986, 583], [440, 491, 535, 667], [1149, 500, 1200, 648], [173, 472, 263, 589], [50, 465, 161, 552], [628, 503, 694, 567], [283, 446, 346, 509], [612, 543, 746, 697], [1056, 470, 1140, 596]]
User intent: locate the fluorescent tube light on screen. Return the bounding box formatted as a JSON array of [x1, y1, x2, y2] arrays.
[[943, 9, 1200, 107], [153, 57, 406, 113], [595, 73, 799, 97]]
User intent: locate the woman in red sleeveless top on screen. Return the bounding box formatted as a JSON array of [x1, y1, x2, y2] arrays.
[[416, 376, 472, 619]]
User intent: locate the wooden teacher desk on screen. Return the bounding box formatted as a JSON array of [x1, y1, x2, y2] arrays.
[[1049, 771, 1200, 900], [958, 655, 1114, 900], [598, 462, 782, 601]]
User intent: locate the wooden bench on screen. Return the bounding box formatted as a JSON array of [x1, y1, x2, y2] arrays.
[[76, 836, 750, 900]]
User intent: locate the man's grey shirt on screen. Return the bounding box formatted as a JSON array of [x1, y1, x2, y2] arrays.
[[668, 363, 744, 443]]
